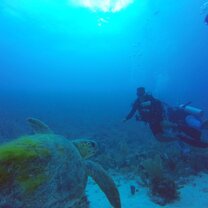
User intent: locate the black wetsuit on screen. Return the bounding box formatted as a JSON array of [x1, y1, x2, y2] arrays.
[[126, 94, 164, 135]]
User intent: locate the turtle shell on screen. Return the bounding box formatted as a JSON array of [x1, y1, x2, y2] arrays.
[[0, 134, 88, 208]]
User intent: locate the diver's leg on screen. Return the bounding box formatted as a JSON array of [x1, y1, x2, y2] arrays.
[[179, 134, 208, 148], [179, 124, 201, 140]]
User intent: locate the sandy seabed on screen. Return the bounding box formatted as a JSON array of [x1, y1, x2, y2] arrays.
[[86, 173, 208, 208]]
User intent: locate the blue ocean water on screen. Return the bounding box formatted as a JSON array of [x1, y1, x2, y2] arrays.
[[0, 0, 208, 138], [0, 0, 208, 207], [1, 0, 207, 136]]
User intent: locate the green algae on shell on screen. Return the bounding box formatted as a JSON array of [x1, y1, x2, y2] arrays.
[[0, 136, 51, 193]]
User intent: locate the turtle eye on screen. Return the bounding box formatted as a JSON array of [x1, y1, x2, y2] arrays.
[[91, 142, 96, 147], [88, 141, 96, 148]]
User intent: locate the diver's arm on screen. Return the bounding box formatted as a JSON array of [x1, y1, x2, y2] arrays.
[[153, 120, 179, 142], [123, 101, 138, 122]]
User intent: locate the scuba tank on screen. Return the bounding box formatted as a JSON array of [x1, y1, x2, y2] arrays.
[[179, 102, 204, 117]]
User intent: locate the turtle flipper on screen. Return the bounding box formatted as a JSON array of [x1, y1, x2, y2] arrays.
[[85, 160, 121, 208], [27, 117, 53, 134]]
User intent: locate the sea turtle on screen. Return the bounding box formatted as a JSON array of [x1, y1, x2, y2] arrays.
[[0, 118, 121, 208]]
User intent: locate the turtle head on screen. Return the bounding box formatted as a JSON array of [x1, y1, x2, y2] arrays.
[[72, 139, 98, 159]]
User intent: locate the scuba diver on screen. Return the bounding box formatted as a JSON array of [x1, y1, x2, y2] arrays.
[[123, 87, 164, 137], [123, 87, 208, 148]]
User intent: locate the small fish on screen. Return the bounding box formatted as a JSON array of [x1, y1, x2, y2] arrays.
[[205, 14, 208, 25]]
